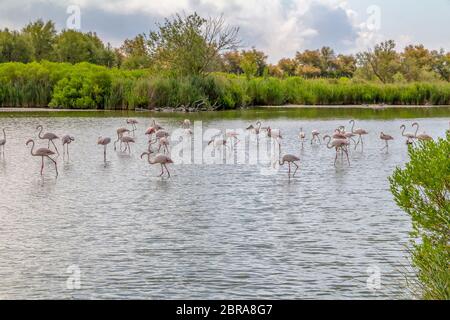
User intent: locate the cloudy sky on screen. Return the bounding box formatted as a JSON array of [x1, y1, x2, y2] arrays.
[[1, 0, 449, 62]]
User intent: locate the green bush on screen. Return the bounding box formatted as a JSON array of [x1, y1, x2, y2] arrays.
[[389, 134, 450, 299]]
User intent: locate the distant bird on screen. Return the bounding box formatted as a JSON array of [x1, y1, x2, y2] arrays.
[[246, 121, 262, 134], [380, 132, 394, 151], [349, 120, 368, 150], [114, 127, 130, 150], [323, 135, 350, 166], [311, 129, 321, 144], [400, 124, 416, 144], [61, 135, 75, 159], [141, 151, 174, 178], [0, 128, 6, 157], [97, 136, 111, 162], [155, 129, 170, 140], [208, 137, 229, 150], [126, 119, 138, 134], [267, 127, 282, 139], [151, 119, 164, 131], [36, 125, 59, 155], [279, 154, 300, 178], [119, 136, 135, 153], [26, 139, 58, 177], [145, 126, 156, 142], [412, 122, 433, 141], [182, 119, 191, 129], [298, 127, 306, 148], [226, 131, 240, 147]]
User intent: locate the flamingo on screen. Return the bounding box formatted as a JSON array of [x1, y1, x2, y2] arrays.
[[332, 128, 347, 140], [141, 151, 174, 178], [36, 125, 59, 155], [97, 136, 111, 162], [126, 119, 138, 134], [349, 120, 368, 150], [338, 126, 356, 144], [151, 119, 164, 131], [246, 121, 262, 134], [298, 128, 306, 148], [311, 129, 321, 144], [412, 122, 433, 141], [114, 127, 130, 150], [0, 128, 6, 157], [61, 135, 75, 159], [182, 119, 191, 129], [323, 135, 350, 166], [279, 154, 300, 178], [380, 132, 394, 151], [119, 136, 135, 153], [150, 136, 169, 154], [400, 124, 416, 144], [145, 126, 156, 142], [26, 139, 58, 177], [226, 131, 240, 147]]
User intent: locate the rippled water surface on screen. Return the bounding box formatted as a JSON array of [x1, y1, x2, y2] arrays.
[[0, 107, 449, 299]]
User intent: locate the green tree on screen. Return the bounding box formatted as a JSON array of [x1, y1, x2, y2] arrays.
[[389, 134, 450, 299], [239, 48, 267, 78], [0, 29, 32, 63], [401, 45, 433, 82], [22, 19, 57, 61], [430, 49, 450, 82], [277, 58, 297, 76], [147, 13, 240, 76], [357, 40, 400, 83]]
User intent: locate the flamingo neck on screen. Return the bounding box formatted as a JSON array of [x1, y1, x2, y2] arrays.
[[350, 121, 355, 133], [28, 141, 36, 156], [37, 126, 44, 139], [413, 124, 419, 136]]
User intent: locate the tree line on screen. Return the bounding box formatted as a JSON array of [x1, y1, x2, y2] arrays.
[[1, 14, 450, 84]]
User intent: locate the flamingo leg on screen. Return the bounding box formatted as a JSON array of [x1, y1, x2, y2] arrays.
[[41, 156, 44, 175], [344, 148, 350, 166], [164, 164, 170, 178], [51, 140, 59, 155], [103, 145, 107, 162], [158, 164, 164, 177], [293, 162, 299, 177], [67, 145, 70, 159], [48, 156, 58, 177], [334, 149, 338, 166], [288, 162, 291, 177]]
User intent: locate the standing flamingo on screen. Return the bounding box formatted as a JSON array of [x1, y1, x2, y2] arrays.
[[97, 136, 111, 162], [145, 126, 156, 142], [151, 119, 164, 131], [298, 128, 306, 148], [36, 125, 59, 155], [150, 136, 169, 154], [311, 129, 321, 144], [141, 151, 174, 177], [61, 135, 75, 159], [380, 132, 394, 151], [412, 122, 433, 141], [323, 135, 350, 166], [126, 119, 138, 134], [279, 154, 300, 178], [119, 136, 135, 153], [114, 127, 130, 150], [26, 139, 58, 177], [0, 128, 6, 157], [349, 120, 368, 150], [226, 131, 240, 147], [182, 119, 191, 129], [246, 121, 262, 134], [400, 124, 416, 144]]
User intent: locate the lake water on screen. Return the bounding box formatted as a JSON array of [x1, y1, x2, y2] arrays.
[[0, 107, 449, 299]]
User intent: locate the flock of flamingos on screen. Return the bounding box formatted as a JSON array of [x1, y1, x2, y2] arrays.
[[0, 118, 440, 179]]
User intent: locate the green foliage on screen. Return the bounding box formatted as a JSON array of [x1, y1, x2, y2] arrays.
[[22, 19, 57, 61], [389, 134, 450, 299]]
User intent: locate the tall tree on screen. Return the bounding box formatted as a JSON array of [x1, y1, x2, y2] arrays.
[[147, 13, 240, 75], [357, 40, 400, 83], [430, 49, 450, 82], [22, 19, 56, 61], [0, 29, 32, 63]]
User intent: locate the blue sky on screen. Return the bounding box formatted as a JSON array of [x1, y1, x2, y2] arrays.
[[0, 0, 449, 62]]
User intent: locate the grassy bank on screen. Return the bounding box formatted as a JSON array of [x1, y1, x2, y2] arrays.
[[1, 62, 450, 110]]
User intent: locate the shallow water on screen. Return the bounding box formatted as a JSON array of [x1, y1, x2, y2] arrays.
[[0, 108, 448, 299]]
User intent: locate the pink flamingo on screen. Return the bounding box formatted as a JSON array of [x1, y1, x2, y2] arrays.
[[61, 135, 75, 159], [323, 135, 350, 166], [0, 128, 6, 157], [141, 151, 174, 177], [349, 120, 368, 150], [400, 124, 415, 144], [36, 125, 59, 155], [151, 119, 164, 131], [279, 154, 300, 178], [246, 121, 262, 134], [145, 126, 156, 142], [26, 139, 58, 177], [119, 136, 135, 153], [311, 129, 321, 144], [298, 127, 306, 148], [114, 127, 130, 150], [412, 122, 433, 141], [126, 119, 138, 134], [150, 136, 169, 154], [97, 136, 111, 162], [380, 132, 394, 151]]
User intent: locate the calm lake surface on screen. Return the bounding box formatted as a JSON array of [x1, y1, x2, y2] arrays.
[[0, 107, 449, 299]]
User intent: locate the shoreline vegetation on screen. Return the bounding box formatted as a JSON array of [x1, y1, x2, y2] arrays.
[[1, 14, 450, 110]]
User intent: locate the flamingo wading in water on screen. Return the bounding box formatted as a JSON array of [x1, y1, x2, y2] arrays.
[[323, 135, 350, 166], [412, 122, 433, 141], [36, 125, 59, 155], [26, 139, 58, 177], [279, 154, 300, 178], [400, 124, 416, 145], [61, 135, 75, 159], [97, 136, 111, 162], [141, 151, 174, 178], [380, 132, 394, 151], [114, 127, 130, 151], [349, 120, 368, 150]]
